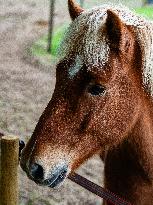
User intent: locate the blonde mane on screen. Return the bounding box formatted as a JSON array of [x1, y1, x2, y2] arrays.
[[59, 4, 153, 96]]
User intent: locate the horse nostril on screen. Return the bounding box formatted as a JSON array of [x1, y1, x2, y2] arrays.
[[30, 163, 44, 181]]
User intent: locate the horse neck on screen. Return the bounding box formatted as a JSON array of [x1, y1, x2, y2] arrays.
[[128, 97, 153, 179], [128, 29, 153, 178], [104, 97, 153, 203]]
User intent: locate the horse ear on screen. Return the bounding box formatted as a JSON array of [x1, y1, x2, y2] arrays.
[[106, 10, 125, 51], [68, 0, 84, 20]]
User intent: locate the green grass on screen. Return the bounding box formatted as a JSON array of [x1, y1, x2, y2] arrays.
[[30, 6, 153, 64], [33, 24, 68, 57], [51, 25, 68, 56], [30, 25, 68, 65]]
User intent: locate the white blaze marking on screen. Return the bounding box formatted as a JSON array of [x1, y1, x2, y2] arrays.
[[68, 55, 83, 78]]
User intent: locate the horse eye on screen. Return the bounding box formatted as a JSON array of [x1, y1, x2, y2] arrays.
[[88, 84, 106, 96]]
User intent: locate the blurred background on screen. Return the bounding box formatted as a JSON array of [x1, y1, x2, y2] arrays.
[[0, 0, 153, 204]]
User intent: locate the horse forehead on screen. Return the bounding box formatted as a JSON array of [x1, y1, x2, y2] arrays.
[[60, 7, 110, 77], [68, 53, 111, 79], [67, 31, 110, 78]]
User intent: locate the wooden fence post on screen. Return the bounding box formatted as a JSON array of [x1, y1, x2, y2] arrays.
[[0, 136, 19, 205]]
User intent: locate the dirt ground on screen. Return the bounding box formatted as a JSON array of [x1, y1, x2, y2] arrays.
[[0, 0, 104, 204]]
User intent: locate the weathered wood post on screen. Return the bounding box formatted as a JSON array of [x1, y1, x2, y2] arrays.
[[0, 136, 19, 205]]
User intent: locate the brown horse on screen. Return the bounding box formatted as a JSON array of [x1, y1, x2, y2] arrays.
[[20, 1, 153, 204]]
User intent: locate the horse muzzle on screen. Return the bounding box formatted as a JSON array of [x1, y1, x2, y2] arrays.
[[28, 162, 68, 188], [19, 140, 70, 188]]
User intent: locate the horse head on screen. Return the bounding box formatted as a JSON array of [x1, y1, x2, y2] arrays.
[[20, 0, 149, 189]]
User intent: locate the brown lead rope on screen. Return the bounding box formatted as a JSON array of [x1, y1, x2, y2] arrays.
[[68, 173, 132, 205]]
